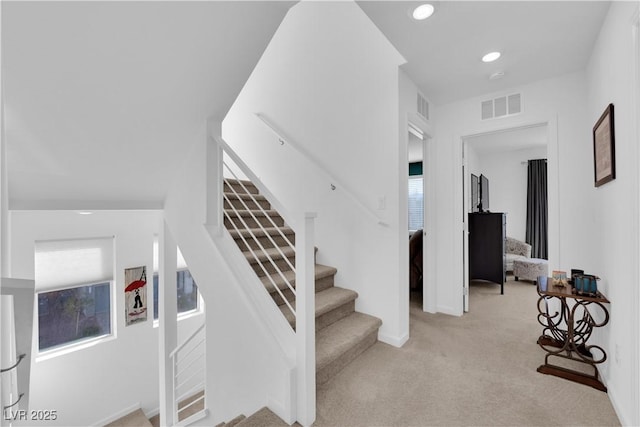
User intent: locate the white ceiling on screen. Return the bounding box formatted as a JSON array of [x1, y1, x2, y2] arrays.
[[2, 1, 610, 209], [2, 1, 294, 209], [358, 1, 610, 105]]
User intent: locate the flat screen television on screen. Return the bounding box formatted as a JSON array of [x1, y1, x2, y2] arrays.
[[479, 174, 489, 212], [471, 174, 479, 213]]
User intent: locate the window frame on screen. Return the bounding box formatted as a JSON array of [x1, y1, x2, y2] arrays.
[[152, 269, 202, 326], [36, 280, 115, 361]]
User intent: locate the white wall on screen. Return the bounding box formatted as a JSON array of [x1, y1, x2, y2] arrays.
[[8, 210, 204, 426], [585, 3, 640, 425], [223, 1, 408, 345], [468, 145, 547, 240]]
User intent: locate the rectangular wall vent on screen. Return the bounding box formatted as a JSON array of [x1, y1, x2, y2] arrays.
[[481, 93, 523, 120], [417, 92, 429, 121]]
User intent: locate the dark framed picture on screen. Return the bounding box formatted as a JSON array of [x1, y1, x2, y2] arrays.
[[593, 103, 615, 187]]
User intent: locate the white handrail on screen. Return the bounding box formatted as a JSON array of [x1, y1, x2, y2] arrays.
[[170, 323, 205, 358], [171, 323, 206, 425], [255, 113, 388, 227]]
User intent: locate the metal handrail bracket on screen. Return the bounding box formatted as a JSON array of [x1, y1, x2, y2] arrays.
[[254, 113, 388, 227]]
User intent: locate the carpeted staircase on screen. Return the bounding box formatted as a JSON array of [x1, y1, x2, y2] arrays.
[[215, 407, 294, 427], [224, 178, 382, 385]]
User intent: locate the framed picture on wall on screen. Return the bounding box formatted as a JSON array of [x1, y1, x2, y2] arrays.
[[125, 266, 147, 325], [593, 103, 615, 187]]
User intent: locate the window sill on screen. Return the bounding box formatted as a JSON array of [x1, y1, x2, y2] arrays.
[[36, 333, 116, 363], [152, 308, 204, 328]]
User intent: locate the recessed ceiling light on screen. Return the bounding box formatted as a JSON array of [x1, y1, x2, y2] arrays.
[[489, 71, 505, 80], [412, 4, 435, 20], [482, 52, 501, 63], [76, 211, 93, 215]]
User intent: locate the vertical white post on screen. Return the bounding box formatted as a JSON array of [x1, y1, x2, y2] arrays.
[[206, 119, 224, 234], [295, 212, 316, 426], [159, 220, 178, 427]]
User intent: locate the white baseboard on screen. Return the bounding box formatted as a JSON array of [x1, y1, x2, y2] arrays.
[[437, 305, 462, 317], [91, 402, 140, 427], [607, 381, 633, 426], [378, 331, 409, 348]]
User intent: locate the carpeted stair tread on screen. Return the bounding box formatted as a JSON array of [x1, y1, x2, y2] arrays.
[[224, 192, 269, 201], [235, 407, 289, 427], [316, 312, 381, 375], [104, 409, 152, 427], [225, 414, 247, 427], [229, 226, 294, 240], [261, 263, 337, 294], [244, 245, 295, 265], [226, 209, 282, 219], [280, 286, 358, 327]]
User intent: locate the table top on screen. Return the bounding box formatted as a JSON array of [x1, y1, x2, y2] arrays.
[[538, 277, 609, 303]]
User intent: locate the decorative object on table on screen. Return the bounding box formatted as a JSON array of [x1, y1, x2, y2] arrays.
[[593, 103, 615, 187], [573, 274, 600, 296], [125, 266, 147, 326], [537, 275, 548, 291], [552, 270, 567, 287], [569, 268, 584, 284]]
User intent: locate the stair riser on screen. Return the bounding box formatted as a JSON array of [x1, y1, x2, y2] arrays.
[[316, 329, 378, 385], [289, 299, 356, 332], [250, 256, 295, 277], [233, 233, 295, 252], [269, 271, 337, 306], [315, 274, 335, 293], [224, 181, 259, 195], [225, 214, 285, 229], [224, 197, 271, 211], [316, 300, 355, 332]]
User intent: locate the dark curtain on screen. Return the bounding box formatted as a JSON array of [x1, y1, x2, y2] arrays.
[[526, 159, 548, 259]]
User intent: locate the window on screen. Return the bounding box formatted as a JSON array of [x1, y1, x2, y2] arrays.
[[152, 271, 199, 320], [152, 241, 200, 320], [38, 282, 111, 351], [409, 176, 424, 232], [35, 237, 114, 353]]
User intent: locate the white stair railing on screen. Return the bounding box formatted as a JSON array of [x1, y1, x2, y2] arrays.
[[169, 324, 207, 426], [255, 113, 388, 227], [208, 127, 316, 426]]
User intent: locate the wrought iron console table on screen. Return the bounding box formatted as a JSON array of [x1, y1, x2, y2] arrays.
[[536, 279, 610, 391]]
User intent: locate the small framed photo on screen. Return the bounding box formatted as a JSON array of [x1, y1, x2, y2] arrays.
[[552, 270, 567, 287], [593, 103, 615, 187]]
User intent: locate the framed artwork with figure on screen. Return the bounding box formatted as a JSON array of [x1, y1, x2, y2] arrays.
[[593, 103, 615, 187], [125, 266, 147, 325]]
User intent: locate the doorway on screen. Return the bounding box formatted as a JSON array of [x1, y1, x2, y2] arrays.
[[462, 123, 551, 311], [408, 123, 424, 307]]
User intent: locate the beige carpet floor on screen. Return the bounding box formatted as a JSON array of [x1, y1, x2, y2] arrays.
[[314, 277, 621, 426]]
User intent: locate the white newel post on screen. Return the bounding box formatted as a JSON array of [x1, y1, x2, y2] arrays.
[[296, 212, 317, 426], [159, 221, 178, 427], [206, 119, 224, 234]]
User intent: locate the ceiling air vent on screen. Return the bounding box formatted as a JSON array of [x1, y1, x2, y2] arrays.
[[481, 93, 523, 120], [417, 92, 429, 121]]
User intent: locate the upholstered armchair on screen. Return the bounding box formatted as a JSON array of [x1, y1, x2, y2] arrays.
[[505, 237, 532, 271]]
